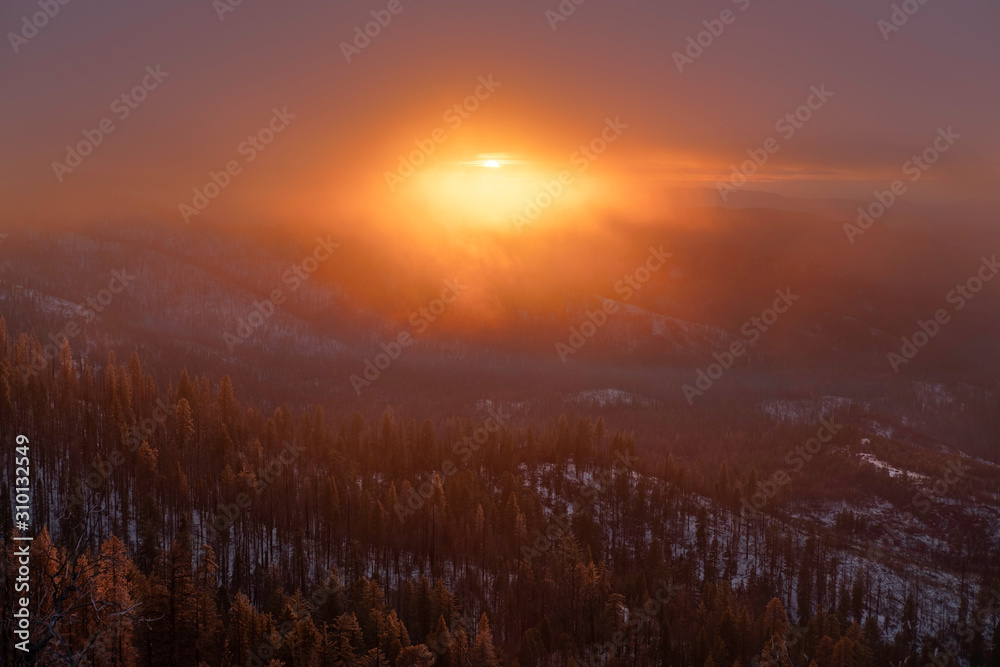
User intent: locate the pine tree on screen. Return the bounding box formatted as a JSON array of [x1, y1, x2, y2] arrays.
[[226, 591, 258, 665], [128, 351, 143, 407], [364, 646, 389, 666], [471, 612, 501, 667], [93, 535, 138, 667], [195, 545, 223, 664], [147, 523, 198, 665], [56, 338, 77, 409], [22, 528, 145, 666], [517, 627, 545, 667], [893, 593, 918, 664], [216, 375, 239, 430], [756, 598, 792, 667], [282, 611, 322, 666], [449, 625, 471, 667], [397, 643, 435, 666], [430, 580, 455, 630], [327, 612, 365, 665], [429, 474, 447, 572], [376, 609, 410, 663], [174, 397, 195, 452], [177, 369, 196, 405], [426, 615, 453, 665]]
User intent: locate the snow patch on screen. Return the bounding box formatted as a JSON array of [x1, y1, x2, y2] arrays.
[[857, 452, 929, 481], [762, 396, 851, 423], [570, 389, 662, 408]]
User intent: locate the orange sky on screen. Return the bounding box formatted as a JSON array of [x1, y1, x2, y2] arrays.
[[2, 0, 999, 232]]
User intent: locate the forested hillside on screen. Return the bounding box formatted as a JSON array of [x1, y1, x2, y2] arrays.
[[1, 321, 999, 666]]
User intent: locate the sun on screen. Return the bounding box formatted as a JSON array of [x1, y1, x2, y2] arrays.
[[387, 153, 610, 232]]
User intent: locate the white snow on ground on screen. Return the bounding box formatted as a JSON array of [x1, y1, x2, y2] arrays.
[[863, 419, 896, 439], [0, 283, 87, 319], [857, 453, 930, 481], [911, 381, 957, 410], [520, 462, 974, 643], [570, 388, 662, 408], [971, 454, 1000, 469], [787, 497, 968, 637], [761, 396, 852, 423]]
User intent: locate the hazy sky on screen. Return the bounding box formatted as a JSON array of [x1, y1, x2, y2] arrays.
[[2, 0, 998, 228]]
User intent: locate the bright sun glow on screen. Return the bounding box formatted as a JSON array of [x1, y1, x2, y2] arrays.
[[385, 155, 612, 231]]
